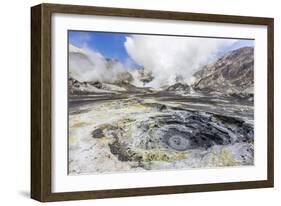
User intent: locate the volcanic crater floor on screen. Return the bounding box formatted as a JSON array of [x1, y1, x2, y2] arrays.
[[68, 95, 254, 175]]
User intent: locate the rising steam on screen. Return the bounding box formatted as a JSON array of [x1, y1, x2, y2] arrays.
[[125, 35, 236, 87], [69, 34, 237, 88], [69, 44, 128, 83]]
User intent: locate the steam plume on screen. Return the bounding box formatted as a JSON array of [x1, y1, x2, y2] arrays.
[[69, 44, 127, 83], [125, 35, 236, 87]]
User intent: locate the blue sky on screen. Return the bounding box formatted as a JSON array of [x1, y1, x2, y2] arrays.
[[69, 31, 133, 65], [69, 30, 254, 67]]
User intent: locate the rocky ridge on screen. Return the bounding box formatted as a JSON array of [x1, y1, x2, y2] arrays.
[[193, 46, 254, 94]]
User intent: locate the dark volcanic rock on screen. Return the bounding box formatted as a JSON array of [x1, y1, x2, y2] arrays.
[[90, 81, 102, 89], [165, 83, 191, 94], [91, 128, 104, 139], [109, 141, 142, 162]]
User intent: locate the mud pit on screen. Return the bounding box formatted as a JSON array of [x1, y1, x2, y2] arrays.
[[68, 96, 254, 175]]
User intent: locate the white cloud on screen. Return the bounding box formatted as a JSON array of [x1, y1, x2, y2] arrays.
[[125, 35, 236, 88]]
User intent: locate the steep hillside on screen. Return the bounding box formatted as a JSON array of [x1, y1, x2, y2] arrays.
[[193, 47, 254, 94]]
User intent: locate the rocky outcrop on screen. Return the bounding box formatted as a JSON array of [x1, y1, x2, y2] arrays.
[[165, 83, 191, 95], [193, 47, 254, 94], [68, 77, 126, 95]]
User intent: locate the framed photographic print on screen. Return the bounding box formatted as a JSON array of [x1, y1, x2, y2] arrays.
[[31, 3, 274, 202]]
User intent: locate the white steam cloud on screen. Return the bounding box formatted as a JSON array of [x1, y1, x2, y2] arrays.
[[69, 44, 127, 83], [125, 35, 236, 87]]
